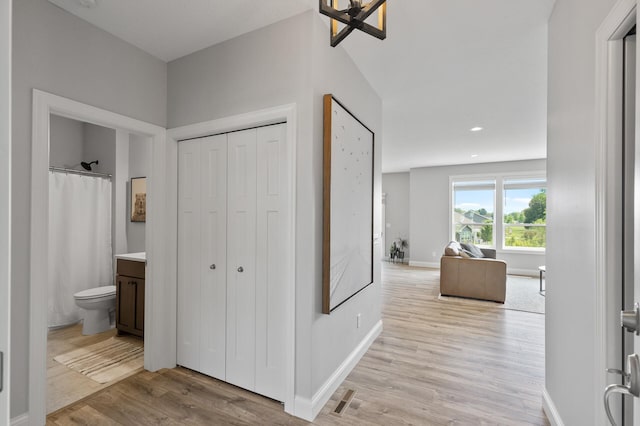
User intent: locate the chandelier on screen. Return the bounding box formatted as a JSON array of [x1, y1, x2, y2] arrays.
[[319, 0, 387, 47]]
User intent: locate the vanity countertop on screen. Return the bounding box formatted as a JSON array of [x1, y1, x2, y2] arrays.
[[115, 252, 146, 263]]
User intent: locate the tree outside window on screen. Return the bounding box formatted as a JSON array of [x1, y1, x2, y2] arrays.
[[503, 180, 546, 249]]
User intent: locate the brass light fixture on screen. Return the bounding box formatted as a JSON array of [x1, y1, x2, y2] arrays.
[[319, 0, 387, 47]]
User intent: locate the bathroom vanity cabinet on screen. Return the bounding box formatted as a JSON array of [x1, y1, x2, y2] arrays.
[[115, 256, 145, 337]]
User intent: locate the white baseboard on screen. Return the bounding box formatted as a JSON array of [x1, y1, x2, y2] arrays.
[[542, 388, 564, 426], [11, 413, 29, 426], [408, 261, 439, 269], [384, 258, 410, 264], [508, 268, 539, 277], [294, 320, 383, 422]]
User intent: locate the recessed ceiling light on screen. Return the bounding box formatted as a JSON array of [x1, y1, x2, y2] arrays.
[[470, 127, 483, 132], [471, 154, 479, 158]]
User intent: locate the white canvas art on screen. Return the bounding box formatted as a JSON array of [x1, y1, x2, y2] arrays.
[[324, 95, 374, 312]]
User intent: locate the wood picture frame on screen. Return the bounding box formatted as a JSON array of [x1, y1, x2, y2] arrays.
[[130, 176, 146, 222], [323, 94, 374, 314]]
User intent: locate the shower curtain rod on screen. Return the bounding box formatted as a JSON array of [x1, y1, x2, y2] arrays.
[[49, 166, 112, 179]]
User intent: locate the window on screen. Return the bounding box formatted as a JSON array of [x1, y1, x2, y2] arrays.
[[503, 178, 546, 249], [452, 180, 495, 247], [450, 174, 546, 252]]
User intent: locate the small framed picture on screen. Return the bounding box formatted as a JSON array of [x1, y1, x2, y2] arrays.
[[131, 177, 146, 222]]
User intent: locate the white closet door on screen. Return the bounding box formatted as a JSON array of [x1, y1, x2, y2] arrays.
[[255, 124, 287, 401], [177, 139, 202, 370], [178, 124, 288, 402], [177, 135, 227, 379], [198, 135, 227, 379], [226, 128, 258, 391]]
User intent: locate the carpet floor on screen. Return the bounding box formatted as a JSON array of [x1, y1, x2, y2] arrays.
[[390, 263, 545, 314]]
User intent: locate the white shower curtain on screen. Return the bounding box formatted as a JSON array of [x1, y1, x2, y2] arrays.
[[48, 171, 113, 328]]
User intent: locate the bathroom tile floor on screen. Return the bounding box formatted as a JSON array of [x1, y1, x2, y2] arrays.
[[47, 323, 143, 414]]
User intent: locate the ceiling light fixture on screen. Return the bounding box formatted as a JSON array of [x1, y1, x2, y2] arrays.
[[471, 154, 479, 158], [319, 0, 387, 47], [470, 127, 483, 132]]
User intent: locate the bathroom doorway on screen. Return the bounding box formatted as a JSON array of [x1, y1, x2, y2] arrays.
[[45, 114, 151, 414], [29, 90, 170, 425]]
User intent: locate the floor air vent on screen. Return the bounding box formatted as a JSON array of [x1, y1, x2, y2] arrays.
[[333, 389, 356, 416]]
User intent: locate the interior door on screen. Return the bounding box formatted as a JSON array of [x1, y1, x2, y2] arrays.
[[254, 124, 287, 401], [0, 0, 10, 422], [177, 125, 287, 402], [226, 128, 258, 392], [632, 27, 640, 424], [605, 28, 640, 426], [198, 135, 227, 379], [177, 135, 228, 379], [177, 139, 202, 371], [624, 32, 636, 426]]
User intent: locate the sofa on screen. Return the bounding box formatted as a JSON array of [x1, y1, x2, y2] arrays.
[[440, 241, 506, 303]]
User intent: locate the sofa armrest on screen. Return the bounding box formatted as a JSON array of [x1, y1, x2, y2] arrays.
[[480, 248, 496, 259]]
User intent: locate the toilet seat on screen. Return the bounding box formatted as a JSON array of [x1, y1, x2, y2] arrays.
[[74, 285, 116, 300]]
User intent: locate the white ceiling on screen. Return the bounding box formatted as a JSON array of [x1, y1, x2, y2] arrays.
[[47, 0, 555, 173], [47, 0, 315, 62]]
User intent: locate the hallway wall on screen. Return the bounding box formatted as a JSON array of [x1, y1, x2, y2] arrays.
[[546, 0, 616, 424], [11, 0, 166, 417], [168, 10, 383, 414]]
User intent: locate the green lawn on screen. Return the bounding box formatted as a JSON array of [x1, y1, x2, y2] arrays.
[[504, 225, 545, 248]]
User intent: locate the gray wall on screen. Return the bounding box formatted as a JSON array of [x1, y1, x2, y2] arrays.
[[308, 13, 382, 399], [127, 133, 150, 253], [49, 115, 84, 168], [167, 14, 309, 129], [168, 10, 383, 402], [409, 159, 546, 273], [546, 0, 615, 424], [0, 2, 9, 423], [12, 0, 166, 417], [382, 173, 410, 259], [84, 123, 116, 176]]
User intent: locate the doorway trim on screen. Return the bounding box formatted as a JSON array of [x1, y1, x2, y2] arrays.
[[595, 1, 638, 424], [0, 0, 9, 424], [167, 104, 297, 417], [29, 90, 170, 424]]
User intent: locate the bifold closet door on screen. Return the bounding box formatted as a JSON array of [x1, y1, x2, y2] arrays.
[[226, 124, 287, 401], [177, 124, 288, 403], [225, 128, 258, 391], [254, 124, 287, 401], [177, 134, 227, 380]]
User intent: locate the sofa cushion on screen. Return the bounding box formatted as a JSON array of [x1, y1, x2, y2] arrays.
[[444, 241, 462, 256], [461, 243, 485, 258], [459, 250, 471, 258]]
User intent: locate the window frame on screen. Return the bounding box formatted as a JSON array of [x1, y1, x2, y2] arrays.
[[449, 171, 546, 254], [451, 178, 497, 248], [502, 177, 546, 251]]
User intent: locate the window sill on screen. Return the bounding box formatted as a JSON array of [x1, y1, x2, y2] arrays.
[[498, 248, 546, 255]]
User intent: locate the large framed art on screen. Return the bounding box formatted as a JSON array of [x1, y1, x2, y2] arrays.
[[322, 94, 374, 314]]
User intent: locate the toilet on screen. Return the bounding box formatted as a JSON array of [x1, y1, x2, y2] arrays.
[[73, 285, 116, 335]]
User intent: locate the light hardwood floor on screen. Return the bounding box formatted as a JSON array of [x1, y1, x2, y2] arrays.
[[47, 323, 143, 414], [47, 263, 548, 425]]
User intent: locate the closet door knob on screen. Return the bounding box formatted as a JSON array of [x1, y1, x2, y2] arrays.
[[237, 266, 244, 273], [210, 264, 216, 270]]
